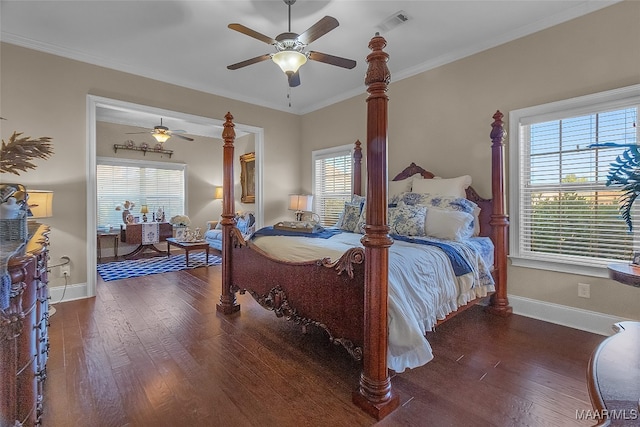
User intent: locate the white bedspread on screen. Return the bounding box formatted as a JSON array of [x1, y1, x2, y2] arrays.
[[251, 231, 495, 373]]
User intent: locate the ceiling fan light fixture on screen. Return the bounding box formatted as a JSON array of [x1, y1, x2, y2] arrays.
[[272, 50, 307, 75], [152, 132, 171, 143]]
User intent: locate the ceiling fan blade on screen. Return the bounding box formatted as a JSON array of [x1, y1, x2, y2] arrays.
[[125, 131, 151, 135], [308, 51, 356, 69], [174, 134, 194, 141], [227, 54, 272, 70], [228, 23, 277, 45], [288, 71, 301, 87], [297, 16, 339, 45]]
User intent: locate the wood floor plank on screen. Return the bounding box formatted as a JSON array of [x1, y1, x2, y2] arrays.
[[41, 266, 605, 426]]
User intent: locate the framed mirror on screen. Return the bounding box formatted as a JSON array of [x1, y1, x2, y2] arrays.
[[240, 152, 255, 203]]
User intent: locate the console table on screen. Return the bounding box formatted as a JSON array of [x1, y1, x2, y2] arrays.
[[120, 222, 172, 259], [587, 321, 640, 426]]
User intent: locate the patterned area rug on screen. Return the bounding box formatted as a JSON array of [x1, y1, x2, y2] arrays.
[[97, 252, 221, 282]]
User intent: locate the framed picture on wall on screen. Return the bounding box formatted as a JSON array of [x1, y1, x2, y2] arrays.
[[240, 152, 255, 203]]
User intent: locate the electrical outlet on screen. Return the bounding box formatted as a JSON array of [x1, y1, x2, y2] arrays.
[[60, 257, 71, 277], [578, 283, 590, 298]]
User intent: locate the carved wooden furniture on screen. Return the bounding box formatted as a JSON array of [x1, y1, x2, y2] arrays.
[[587, 321, 640, 426], [216, 34, 511, 420], [166, 238, 210, 267], [120, 222, 172, 259], [1, 224, 50, 426]]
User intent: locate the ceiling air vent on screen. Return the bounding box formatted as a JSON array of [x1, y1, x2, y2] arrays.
[[376, 10, 409, 33]]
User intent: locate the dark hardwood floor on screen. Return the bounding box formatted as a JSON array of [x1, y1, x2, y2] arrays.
[[43, 266, 605, 426]]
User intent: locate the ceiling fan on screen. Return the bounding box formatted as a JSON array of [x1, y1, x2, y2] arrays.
[[126, 118, 194, 143], [227, 0, 356, 87]]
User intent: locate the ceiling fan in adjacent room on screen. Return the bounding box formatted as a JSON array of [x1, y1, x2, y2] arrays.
[[227, 0, 356, 87], [126, 118, 194, 143]]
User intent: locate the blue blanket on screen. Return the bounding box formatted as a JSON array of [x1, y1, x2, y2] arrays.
[[391, 235, 473, 276], [252, 226, 342, 239]]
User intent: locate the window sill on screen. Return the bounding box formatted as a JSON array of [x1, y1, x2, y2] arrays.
[[510, 256, 609, 279]]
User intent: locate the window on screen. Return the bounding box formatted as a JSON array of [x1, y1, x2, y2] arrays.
[[510, 85, 640, 275], [97, 157, 186, 227], [312, 144, 353, 226]]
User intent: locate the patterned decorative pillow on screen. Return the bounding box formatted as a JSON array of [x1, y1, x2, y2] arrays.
[[388, 205, 427, 236], [351, 194, 366, 208], [340, 203, 362, 232], [390, 192, 477, 215]]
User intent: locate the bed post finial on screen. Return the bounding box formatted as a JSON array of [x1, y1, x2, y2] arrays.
[[353, 33, 399, 420], [217, 111, 241, 315], [486, 110, 512, 317], [353, 140, 362, 196]]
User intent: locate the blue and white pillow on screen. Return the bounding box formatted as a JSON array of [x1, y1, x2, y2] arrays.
[[388, 205, 427, 236], [340, 203, 362, 233], [390, 192, 477, 215]]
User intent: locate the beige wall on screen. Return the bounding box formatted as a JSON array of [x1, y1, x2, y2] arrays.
[[1, 43, 301, 290], [2, 1, 638, 323], [302, 1, 640, 322]]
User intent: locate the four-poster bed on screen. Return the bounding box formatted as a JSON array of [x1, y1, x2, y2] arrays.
[[215, 34, 511, 419]]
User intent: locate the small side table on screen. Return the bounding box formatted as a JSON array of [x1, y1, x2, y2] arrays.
[[587, 321, 640, 426], [607, 263, 640, 287], [166, 237, 210, 267], [97, 231, 119, 262]]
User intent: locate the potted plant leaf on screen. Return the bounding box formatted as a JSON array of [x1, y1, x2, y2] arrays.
[[593, 142, 640, 231]]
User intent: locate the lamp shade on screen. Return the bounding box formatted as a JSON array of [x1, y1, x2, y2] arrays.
[[272, 51, 307, 75], [152, 132, 171, 143], [214, 186, 224, 200], [140, 205, 149, 214], [288, 194, 313, 211], [28, 190, 53, 218]]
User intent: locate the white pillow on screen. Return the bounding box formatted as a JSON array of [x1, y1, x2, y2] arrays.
[[425, 208, 474, 241], [472, 205, 481, 236], [388, 173, 423, 198], [411, 175, 472, 198]]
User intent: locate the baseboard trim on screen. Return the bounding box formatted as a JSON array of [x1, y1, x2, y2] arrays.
[[508, 294, 629, 336], [49, 282, 89, 305]]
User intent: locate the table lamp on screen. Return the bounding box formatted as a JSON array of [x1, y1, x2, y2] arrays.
[[288, 194, 313, 221], [214, 186, 224, 200], [140, 205, 149, 222], [27, 190, 54, 221]]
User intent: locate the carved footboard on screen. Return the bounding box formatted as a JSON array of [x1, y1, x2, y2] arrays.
[[229, 230, 365, 361]]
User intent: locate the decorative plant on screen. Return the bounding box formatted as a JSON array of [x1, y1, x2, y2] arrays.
[[170, 215, 190, 226], [115, 200, 136, 223], [593, 142, 640, 231], [0, 131, 54, 175]]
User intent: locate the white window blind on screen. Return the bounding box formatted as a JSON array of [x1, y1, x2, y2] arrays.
[[312, 145, 353, 226], [512, 87, 640, 272], [97, 157, 186, 228]]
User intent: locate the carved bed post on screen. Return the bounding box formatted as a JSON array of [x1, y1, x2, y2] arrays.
[[217, 112, 241, 315], [353, 139, 363, 196], [352, 33, 399, 419], [486, 110, 512, 317]]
